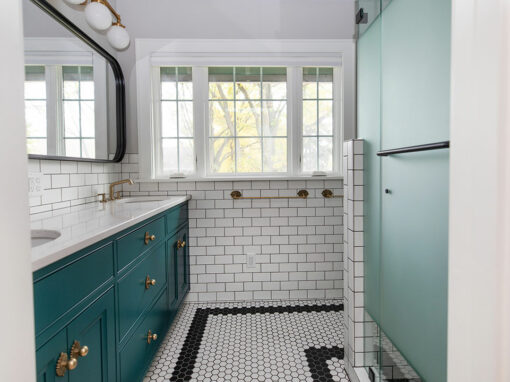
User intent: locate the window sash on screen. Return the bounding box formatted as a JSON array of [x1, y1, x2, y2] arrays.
[[301, 67, 336, 174], [153, 67, 196, 177], [206, 67, 289, 175]]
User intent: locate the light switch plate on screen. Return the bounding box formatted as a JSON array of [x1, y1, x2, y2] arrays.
[[28, 172, 44, 197]]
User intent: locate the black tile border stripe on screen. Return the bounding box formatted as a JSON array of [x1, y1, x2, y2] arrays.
[[170, 303, 344, 382], [305, 346, 345, 382]]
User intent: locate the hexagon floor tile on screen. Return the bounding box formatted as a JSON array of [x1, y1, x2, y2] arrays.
[[144, 299, 349, 382]]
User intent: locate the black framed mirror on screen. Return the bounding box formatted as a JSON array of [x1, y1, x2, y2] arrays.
[[22, 0, 126, 162]]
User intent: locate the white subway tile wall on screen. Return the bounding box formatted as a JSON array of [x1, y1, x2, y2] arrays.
[[28, 154, 344, 302], [28, 159, 123, 214], [342, 139, 367, 374]]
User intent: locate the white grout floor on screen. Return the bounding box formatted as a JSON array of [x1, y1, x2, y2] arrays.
[[144, 299, 349, 382]]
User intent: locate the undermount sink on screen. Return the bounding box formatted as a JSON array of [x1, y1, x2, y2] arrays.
[[115, 197, 168, 204], [31, 229, 61, 247]]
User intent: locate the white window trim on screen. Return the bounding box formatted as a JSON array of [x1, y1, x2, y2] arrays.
[[136, 39, 356, 180]]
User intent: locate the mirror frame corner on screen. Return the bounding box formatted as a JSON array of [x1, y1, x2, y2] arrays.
[[27, 0, 126, 163]]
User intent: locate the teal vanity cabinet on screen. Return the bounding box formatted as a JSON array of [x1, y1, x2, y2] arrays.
[[33, 201, 189, 382]]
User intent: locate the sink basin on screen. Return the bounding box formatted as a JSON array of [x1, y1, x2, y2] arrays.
[[115, 197, 168, 204], [31, 229, 61, 247]]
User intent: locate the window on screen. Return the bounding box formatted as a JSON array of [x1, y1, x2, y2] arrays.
[[154, 67, 194, 176], [147, 62, 345, 180], [24, 66, 47, 155], [302, 67, 334, 173], [62, 66, 95, 158], [208, 67, 287, 174], [23, 64, 96, 158]]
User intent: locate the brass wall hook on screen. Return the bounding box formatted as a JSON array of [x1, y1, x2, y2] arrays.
[[322, 189, 343, 198]]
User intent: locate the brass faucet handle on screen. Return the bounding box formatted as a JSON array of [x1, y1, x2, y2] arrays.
[[115, 191, 122, 200], [97, 193, 107, 203]]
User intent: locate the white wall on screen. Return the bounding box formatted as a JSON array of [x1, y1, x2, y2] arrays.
[[0, 0, 36, 380], [448, 0, 510, 381], [116, 0, 356, 152]]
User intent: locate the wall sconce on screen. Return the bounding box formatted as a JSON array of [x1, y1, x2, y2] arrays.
[[63, 0, 130, 50]]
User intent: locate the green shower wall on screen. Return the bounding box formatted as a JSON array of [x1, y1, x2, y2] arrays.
[[358, 1, 450, 381]]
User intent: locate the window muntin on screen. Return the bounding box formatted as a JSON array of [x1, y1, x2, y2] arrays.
[[158, 67, 194, 175], [24, 66, 47, 155], [208, 67, 288, 175], [62, 66, 95, 158], [302, 67, 334, 173]]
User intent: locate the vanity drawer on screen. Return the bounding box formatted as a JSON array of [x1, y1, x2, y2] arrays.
[[166, 203, 188, 236], [33, 243, 114, 335], [117, 242, 166, 340], [119, 289, 168, 382], [117, 216, 165, 270]]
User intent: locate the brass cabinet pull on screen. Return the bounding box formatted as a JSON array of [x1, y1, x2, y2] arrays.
[[147, 330, 158, 344], [145, 275, 156, 289], [56, 341, 89, 376], [177, 239, 186, 249], [56, 352, 78, 377], [144, 232, 156, 245], [70, 340, 89, 359]]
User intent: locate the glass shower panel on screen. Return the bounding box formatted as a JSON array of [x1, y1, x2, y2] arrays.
[[380, 151, 448, 382], [379, 0, 451, 381], [358, 0, 450, 380]]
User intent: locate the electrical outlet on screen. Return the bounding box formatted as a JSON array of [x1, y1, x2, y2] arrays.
[[246, 253, 256, 269], [28, 172, 44, 197]]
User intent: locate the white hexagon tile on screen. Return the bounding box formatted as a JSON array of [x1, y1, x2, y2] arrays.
[[144, 299, 349, 382]]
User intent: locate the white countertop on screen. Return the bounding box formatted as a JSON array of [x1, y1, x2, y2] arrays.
[[31, 196, 190, 272]]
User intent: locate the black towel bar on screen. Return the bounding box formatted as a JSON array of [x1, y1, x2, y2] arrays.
[[377, 141, 450, 157]]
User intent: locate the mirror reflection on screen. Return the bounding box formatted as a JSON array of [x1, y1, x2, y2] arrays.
[[22, 0, 118, 160]]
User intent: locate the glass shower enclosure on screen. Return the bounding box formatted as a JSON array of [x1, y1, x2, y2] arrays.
[[357, 0, 450, 381]]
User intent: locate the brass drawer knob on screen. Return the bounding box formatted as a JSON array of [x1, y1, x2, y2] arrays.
[[145, 275, 156, 289], [177, 239, 186, 249], [147, 330, 158, 344], [144, 232, 156, 245], [56, 353, 78, 376], [71, 340, 89, 359]]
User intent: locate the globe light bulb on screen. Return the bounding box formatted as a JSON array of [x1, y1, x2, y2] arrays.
[[84, 1, 112, 31], [107, 24, 130, 50], [63, 0, 87, 5]]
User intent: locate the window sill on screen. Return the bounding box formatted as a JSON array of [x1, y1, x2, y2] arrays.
[[136, 175, 343, 183]]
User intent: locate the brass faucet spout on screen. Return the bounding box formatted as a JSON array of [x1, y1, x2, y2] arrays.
[[109, 179, 134, 200]]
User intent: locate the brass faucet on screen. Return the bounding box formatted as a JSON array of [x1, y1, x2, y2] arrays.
[[109, 179, 134, 200]]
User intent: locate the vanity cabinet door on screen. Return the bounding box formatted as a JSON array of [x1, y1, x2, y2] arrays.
[[66, 289, 116, 382], [167, 232, 178, 316], [176, 226, 189, 303], [36, 330, 68, 382]]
